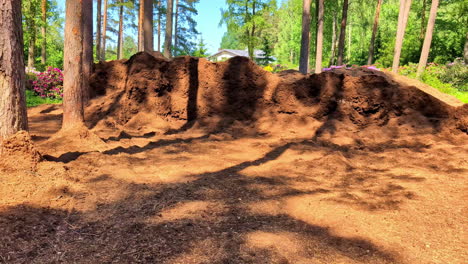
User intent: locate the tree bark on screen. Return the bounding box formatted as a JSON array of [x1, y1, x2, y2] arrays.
[[314, 0, 324, 73], [101, 0, 108, 61], [138, 0, 144, 51], [117, 0, 124, 59], [157, 0, 161, 52], [96, 0, 102, 61], [420, 0, 426, 41], [27, 1, 37, 69], [329, 10, 337, 66], [82, 0, 93, 104], [336, 0, 349, 65], [174, 0, 179, 53], [0, 0, 28, 140], [164, 0, 174, 58], [63, 0, 85, 129], [41, 0, 47, 65], [299, 0, 312, 74], [143, 0, 153, 52], [416, 0, 438, 79], [392, 0, 412, 73], [367, 0, 382, 65]]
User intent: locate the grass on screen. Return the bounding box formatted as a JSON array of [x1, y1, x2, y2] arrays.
[[26, 90, 62, 107]]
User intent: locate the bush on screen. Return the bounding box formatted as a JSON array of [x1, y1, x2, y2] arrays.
[[32, 67, 64, 99], [25, 67, 40, 91], [440, 59, 468, 92]]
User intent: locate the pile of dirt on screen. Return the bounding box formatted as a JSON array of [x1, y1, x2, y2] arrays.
[[88, 52, 467, 137], [0, 131, 42, 171]]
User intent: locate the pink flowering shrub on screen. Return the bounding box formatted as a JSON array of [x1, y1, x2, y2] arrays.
[[32, 67, 64, 99]]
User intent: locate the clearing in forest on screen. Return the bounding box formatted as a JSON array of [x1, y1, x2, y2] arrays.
[[0, 54, 467, 264]]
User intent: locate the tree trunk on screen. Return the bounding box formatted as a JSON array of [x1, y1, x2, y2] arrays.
[[314, 0, 324, 73], [299, 0, 312, 74], [174, 0, 179, 53], [392, 0, 412, 73], [164, 0, 174, 58], [101, 0, 108, 60], [63, 0, 85, 129], [96, 0, 102, 61], [157, 0, 161, 52], [27, 1, 37, 69], [138, 0, 144, 51], [330, 11, 337, 66], [464, 32, 468, 64], [416, 0, 438, 79], [420, 0, 426, 41], [82, 0, 93, 104], [117, 0, 124, 59], [347, 22, 351, 61], [336, 0, 349, 65], [367, 0, 382, 65], [143, 0, 153, 52], [0, 0, 28, 140], [41, 0, 47, 65]]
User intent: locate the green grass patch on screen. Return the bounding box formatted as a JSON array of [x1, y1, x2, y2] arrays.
[[26, 90, 62, 107]]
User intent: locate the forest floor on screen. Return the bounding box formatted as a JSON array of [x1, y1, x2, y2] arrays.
[[1, 55, 467, 263]]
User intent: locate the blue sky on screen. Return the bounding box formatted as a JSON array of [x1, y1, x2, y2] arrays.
[[57, 0, 227, 54]]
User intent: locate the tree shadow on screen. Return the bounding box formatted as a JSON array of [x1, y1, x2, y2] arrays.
[[0, 142, 407, 263]]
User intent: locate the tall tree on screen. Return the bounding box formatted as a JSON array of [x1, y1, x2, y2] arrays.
[[173, 0, 200, 55], [117, 0, 124, 59], [63, 0, 85, 128], [299, 0, 311, 74], [392, 0, 412, 73], [464, 33, 468, 64], [138, 0, 144, 51], [157, 0, 162, 52], [41, 0, 47, 65], [329, 8, 338, 66], [164, 0, 174, 57], [336, 0, 348, 65], [83, 0, 93, 103], [315, 0, 324, 73], [416, 0, 438, 78], [221, 0, 273, 59], [367, 0, 383, 65], [143, 0, 154, 52], [174, 0, 179, 51], [0, 0, 28, 140], [26, 0, 38, 68], [96, 0, 102, 61], [101, 0, 109, 60]]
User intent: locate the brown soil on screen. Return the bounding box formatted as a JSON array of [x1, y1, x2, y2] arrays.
[[0, 54, 467, 263]]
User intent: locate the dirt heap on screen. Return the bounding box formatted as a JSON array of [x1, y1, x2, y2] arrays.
[[88, 52, 467, 137], [0, 131, 42, 171]]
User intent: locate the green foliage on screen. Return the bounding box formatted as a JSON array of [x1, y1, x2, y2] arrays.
[[220, 0, 276, 58], [26, 90, 62, 108], [192, 37, 209, 58], [174, 0, 200, 56], [22, 0, 64, 70], [394, 62, 468, 103], [440, 59, 468, 92]]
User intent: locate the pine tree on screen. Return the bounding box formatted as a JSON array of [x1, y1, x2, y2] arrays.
[[314, 0, 324, 73], [392, 0, 412, 73], [416, 0, 439, 78], [0, 0, 28, 140], [63, 0, 85, 128], [336, 0, 348, 65]]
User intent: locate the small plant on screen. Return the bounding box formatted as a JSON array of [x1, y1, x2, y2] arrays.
[[32, 67, 64, 99], [263, 65, 274, 72], [440, 58, 467, 92]]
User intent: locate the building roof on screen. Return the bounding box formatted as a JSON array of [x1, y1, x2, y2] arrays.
[[211, 49, 267, 59]]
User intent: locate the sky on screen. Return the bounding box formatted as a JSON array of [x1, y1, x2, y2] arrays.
[[57, 0, 228, 54]]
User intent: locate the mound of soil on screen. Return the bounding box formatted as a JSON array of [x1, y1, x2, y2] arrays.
[[88, 52, 466, 137], [0, 131, 42, 171]]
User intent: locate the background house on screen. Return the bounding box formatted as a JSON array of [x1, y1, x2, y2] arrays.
[[208, 49, 274, 63]]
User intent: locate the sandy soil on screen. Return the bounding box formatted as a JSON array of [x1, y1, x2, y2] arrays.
[[0, 54, 467, 263]]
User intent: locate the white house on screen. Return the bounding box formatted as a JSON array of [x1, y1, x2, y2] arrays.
[[209, 49, 272, 62]]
